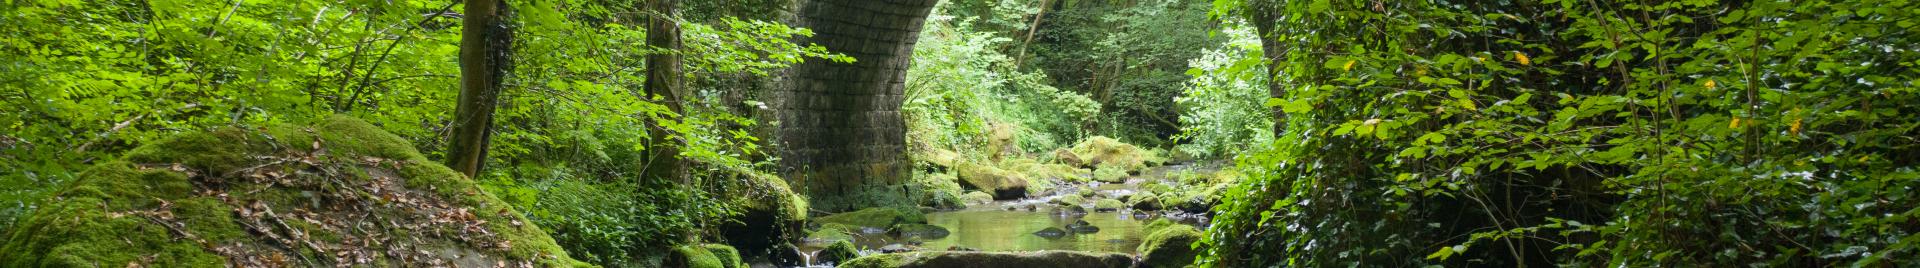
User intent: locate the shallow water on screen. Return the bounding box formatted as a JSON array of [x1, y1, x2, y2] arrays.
[[919, 209, 1151, 253], [788, 163, 1218, 266]]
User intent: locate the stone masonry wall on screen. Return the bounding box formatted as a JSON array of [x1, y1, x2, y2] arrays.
[[773, 0, 938, 211]]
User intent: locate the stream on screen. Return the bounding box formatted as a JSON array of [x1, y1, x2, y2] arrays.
[[787, 164, 1215, 266]]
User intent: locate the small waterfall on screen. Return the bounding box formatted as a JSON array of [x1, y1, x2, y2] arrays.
[[798, 250, 823, 267]]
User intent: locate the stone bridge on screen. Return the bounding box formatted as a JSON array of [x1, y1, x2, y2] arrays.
[[769, 0, 940, 211]]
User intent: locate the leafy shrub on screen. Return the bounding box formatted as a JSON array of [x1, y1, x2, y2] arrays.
[[1173, 25, 1273, 158]]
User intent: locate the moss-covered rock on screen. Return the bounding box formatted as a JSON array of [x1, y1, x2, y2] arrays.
[[770, 242, 807, 267], [701, 244, 743, 268], [1136, 225, 1203, 268], [984, 122, 1021, 161], [954, 162, 1029, 199], [1003, 160, 1085, 195], [838, 251, 1135, 268], [1055, 204, 1088, 214], [1064, 220, 1100, 234], [0, 116, 587, 267], [1052, 148, 1084, 167], [917, 148, 962, 169], [816, 207, 927, 229], [1094, 199, 1125, 212], [961, 191, 995, 205], [713, 167, 809, 256], [1162, 193, 1203, 213], [1129, 194, 1162, 210], [1092, 165, 1128, 183], [806, 222, 859, 243], [911, 172, 968, 209], [818, 240, 862, 265], [1033, 227, 1069, 238], [1143, 219, 1177, 232], [998, 157, 1090, 185], [1051, 194, 1086, 207], [669, 244, 725, 268], [889, 224, 951, 239], [1024, 175, 1058, 197], [1061, 136, 1161, 172]]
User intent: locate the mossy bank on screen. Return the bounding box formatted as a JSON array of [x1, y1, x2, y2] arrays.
[[0, 116, 588, 267]]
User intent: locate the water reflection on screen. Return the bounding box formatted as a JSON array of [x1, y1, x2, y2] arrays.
[[921, 210, 1147, 252]]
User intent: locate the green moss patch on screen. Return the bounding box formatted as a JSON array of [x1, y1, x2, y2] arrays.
[[0, 116, 585, 267]]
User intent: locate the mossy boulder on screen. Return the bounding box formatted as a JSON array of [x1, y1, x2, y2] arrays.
[[1129, 194, 1162, 210], [1003, 160, 1084, 194], [1051, 148, 1083, 167], [713, 167, 809, 256], [1024, 175, 1058, 197], [770, 242, 807, 267], [816, 207, 928, 229], [0, 116, 586, 267], [961, 191, 995, 205], [807, 223, 858, 242], [668, 244, 725, 268], [1051, 194, 1086, 206], [1162, 193, 1203, 213], [1093, 199, 1125, 212], [1064, 220, 1100, 234], [1060, 136, 1160, 172], [1033, 227, 1069, 238], [954, 162, 1029, 199], [912, 172, 968, 209], [818, 240, 862, 265], [838, 250, 1135, 268], [916, 148, 962, 169], [889, 224, 951, 239], [1143, 219, 1178, 232], [701, 244, 744, 268], [1092, 165, 1127, 183], [984, 122, 1021, 161], [1054, 204, 1088, 214], [1136, 225, 1203, 268]]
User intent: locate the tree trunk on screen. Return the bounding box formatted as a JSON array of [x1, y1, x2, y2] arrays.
[[644, 0, 688, 187], [1249, 1, 1284, 137], [1013, 0, 1054, 67], [447, 0, 514, 178]]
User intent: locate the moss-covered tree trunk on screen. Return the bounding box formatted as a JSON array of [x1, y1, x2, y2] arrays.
[[448, 0, 515, 178], [643, 0, 694, 242]]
